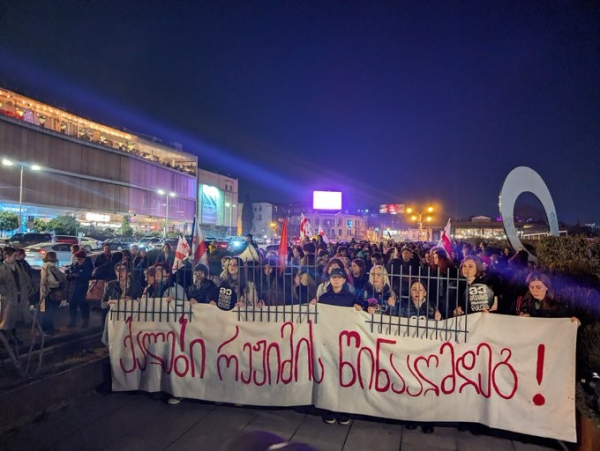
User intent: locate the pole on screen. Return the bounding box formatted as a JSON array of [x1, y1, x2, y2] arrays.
[[164, 196, 169, 238], [229, 205, 232, 236], [19, 165, 23, 232]]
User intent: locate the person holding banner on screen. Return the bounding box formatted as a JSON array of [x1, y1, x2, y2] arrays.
[[143, 263, 174, 298], [216, 257, 258, 310], [398, 279, 442, 321], [454, 255, 497, 316], [312, 266, 356, 425], [101, 262, 142, 321], [186, 263, 218, 305], [314, 268, 358, 308], [316, 258, 353, 298], [357, 265, 396, 315], [517, 272, 570, 318]]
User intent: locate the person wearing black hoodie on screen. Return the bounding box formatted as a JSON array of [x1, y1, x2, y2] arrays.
[[186, 263, 218, 304]]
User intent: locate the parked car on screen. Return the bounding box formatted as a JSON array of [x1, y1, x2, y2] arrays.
[[78, 236, 102, 251], [54, 235, 101, 251], [103, 237, 136, 251], [55, 235, 79, 245], [8, 232, 55, 248], [24, 242, 75, 268], [132, 236, 162, 251]]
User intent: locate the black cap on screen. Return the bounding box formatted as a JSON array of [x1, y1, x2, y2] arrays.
[[329, 268, 346, 279]]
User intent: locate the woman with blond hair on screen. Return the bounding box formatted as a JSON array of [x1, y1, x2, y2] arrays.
[[358, 265, 396, 315]]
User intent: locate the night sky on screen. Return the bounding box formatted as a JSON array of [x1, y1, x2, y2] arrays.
[[0, 1, 598, 225]]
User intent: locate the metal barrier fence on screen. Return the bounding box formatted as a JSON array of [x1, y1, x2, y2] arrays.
[[106, 260, 471, 342]]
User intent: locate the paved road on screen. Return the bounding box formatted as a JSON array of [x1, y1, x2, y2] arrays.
[[1, 391, 564, 451]]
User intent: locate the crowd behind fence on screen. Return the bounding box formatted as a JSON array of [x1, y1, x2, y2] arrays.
[[102, 256, 485, 342]]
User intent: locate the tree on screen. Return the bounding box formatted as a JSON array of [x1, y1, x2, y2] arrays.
[[120, 215, 134, 237], [241, 193, 254, 235], [32, 218, 49, 231], [0, 211, 19, 233], [47, 215, 79, 235]]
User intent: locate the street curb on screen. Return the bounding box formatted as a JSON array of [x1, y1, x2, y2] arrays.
[[0, 356, 107, 436]]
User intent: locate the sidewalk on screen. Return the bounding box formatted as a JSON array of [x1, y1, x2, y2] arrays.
[[0, 391, 565, 451]]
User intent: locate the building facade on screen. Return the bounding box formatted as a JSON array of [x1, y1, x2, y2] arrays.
[[0, 88, 197, 234], [197, 168, 239, 237]]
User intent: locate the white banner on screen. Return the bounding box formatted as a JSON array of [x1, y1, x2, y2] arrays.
[[108, 303, 577, 442]]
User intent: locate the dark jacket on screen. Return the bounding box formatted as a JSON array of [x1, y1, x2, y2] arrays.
[[101, 278, 143, 309], [454, 276, 496, 315], [156, 251, 175, 270], [144, 281, 172, 298], [318, 285, 357, 307], [186, 279, 219, 304], [360, 282, 395, 314], [398, 298, 439, 319], [67, 258, 94, 299], [94, 252, 112, 269], [519, 295, 569, 318]]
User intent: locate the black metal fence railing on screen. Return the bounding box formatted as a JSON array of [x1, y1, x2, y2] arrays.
[[104, 259, 471, 342]]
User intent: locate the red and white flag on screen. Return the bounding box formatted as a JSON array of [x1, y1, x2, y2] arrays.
[[318, 225, 330, 243], [173, 234, 190, 273], [300, 213, 308, 238], [300, 213, 313, 238], [192, 217, 208, 266], [438, 218, 452, 256]]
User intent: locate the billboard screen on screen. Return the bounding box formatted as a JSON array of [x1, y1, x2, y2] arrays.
[[379, 204, 405, 214], [313, 191, 342, 210]]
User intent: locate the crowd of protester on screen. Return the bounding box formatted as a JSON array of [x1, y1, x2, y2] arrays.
[[0, 236, 578, 341], [0, 235, 584, 424]]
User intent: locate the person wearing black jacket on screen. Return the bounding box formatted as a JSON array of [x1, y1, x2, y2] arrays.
[[94, 244, 112, 268], [312, 267, 357, 426], [186, 264, 218, 304], [453, 256, 497, 316], [101, 262, 142, 322], [315, 268, 359, 308], [66, 250, 94, 328]]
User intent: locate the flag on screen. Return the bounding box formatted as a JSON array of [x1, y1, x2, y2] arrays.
[[191, 216, 208, 266], [278, 218, 288, 273], [438, 218, 452, 256], [300, 213, 308, 238], [173, 234, 190, 273], [300, 213, 313, 238], [318, 225, 330, 243]]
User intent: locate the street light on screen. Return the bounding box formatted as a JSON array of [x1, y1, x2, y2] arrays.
[[157, 189, 175, 238], [406, 206, 434, 241], [2, 158, 41, 232], [225, 202, 236, 236]]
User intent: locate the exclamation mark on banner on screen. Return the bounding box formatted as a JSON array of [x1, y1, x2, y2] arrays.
[[533, 344, 546, 406]]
